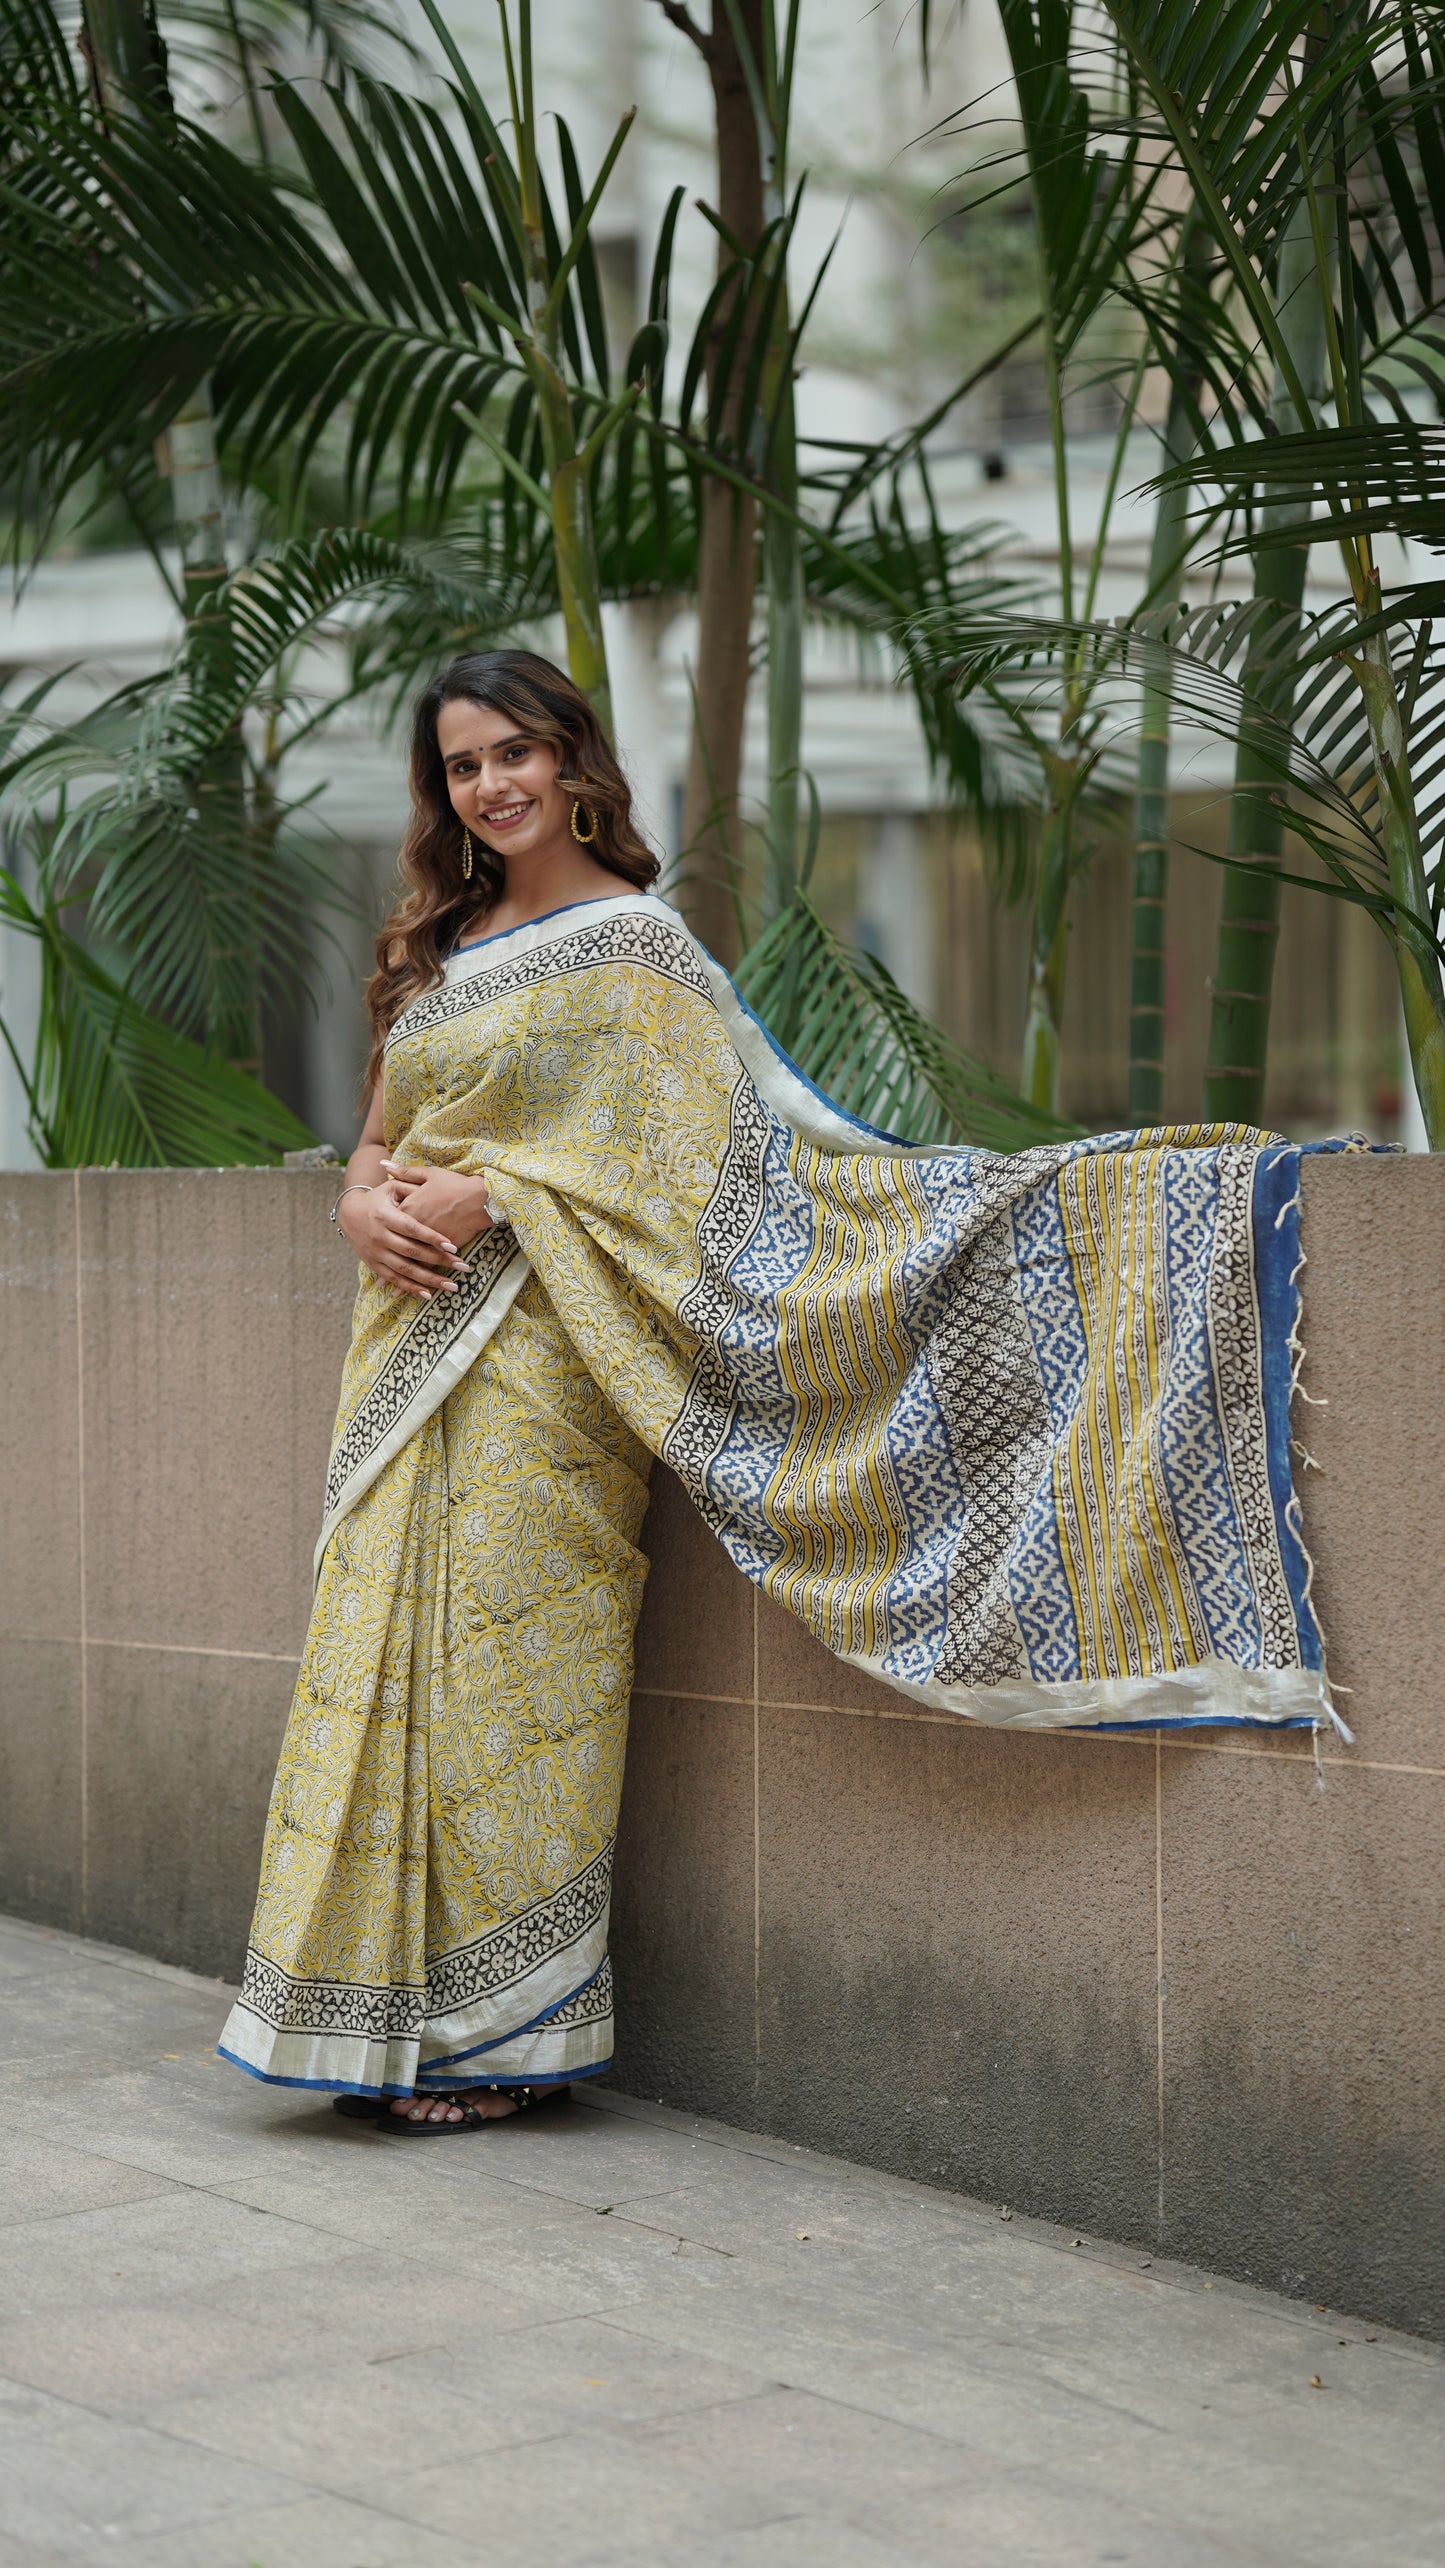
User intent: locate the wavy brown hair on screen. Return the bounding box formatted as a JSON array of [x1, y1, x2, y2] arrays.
[[363, 649, 660, 1091]]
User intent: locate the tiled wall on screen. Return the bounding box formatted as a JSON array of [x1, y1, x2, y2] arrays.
[[614, 1152, 1445, 2339], [0, 1171, 354, 1970], [1, 1158, 1440, 2336]]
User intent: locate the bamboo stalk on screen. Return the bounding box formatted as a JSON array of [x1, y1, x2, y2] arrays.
[[1202, 196, 1330, 1127], [761, 316, 803, 918], [1127, 226, 1208, 1122], [1021, 744, 1082, 1111], [1354, 607, 1445, 1146], [1129, 723, 1170, 1121], [486, 0, 626, 735]]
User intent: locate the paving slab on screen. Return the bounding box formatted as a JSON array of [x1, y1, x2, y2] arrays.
[[69, 2494, 478, 2568], [0, 1911, 1440, 2568]]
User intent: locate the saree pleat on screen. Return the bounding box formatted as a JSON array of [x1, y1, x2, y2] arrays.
[[221, 1272, 651, 2093], [222, 892, 1340, 2096]]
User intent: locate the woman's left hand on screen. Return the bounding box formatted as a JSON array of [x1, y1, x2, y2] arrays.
[[380, 1161, 496, 1253]]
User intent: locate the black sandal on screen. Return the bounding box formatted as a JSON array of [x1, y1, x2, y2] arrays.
[[331, 2094, 388, 2121], [375, 2081, 569, 2135]]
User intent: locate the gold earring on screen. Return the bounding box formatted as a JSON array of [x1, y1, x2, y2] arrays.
[[461, 826, 473, 882], [570, 787, 597, 845]]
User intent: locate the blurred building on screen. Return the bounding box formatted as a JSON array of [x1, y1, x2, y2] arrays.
[[0, 0, 1409, 1163]]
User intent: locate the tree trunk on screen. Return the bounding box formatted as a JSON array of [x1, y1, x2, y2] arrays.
[[676, 0, 766, 966]]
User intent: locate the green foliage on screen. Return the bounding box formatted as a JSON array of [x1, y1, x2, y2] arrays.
[[0, 535, 396, 1057], [0, 871, 314, 1167], [0, 0, 1111, 1157], [736, 893, 1080, 1151]]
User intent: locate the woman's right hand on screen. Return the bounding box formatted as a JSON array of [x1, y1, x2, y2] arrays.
[[338, 1180, 471, 1301]]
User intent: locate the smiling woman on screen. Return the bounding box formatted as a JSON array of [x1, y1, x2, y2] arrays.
[[359, 653, 661, 1110], [218, 649, 1341, 2142]]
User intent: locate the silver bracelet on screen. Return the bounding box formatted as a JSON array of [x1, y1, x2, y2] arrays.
[[329, 1182, 374, 1229]]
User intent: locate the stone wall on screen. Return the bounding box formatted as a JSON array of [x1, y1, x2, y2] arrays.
[[1, 1159, 1440, 2337]]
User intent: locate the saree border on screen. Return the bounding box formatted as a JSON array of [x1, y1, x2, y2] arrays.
[[836, 1648, 1333, 1731], [220, 1848, 618, 2091], [398, 894, 909, 1159], [315, 1226, 531, 1574]]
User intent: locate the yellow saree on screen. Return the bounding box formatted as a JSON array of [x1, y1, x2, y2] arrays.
[[221, 893, 1334, 2097]]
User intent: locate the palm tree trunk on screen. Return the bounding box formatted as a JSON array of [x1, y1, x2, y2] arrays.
[[1128, 720, 1170, 1121], [1022, 739, 1081, 1110], [761, 315, 804, 921], [1354, 595, 1445, 1145], [674, 0, 765, 966], [1202, 198, 1329, 1126], [1019, 300, 1078, 1112]]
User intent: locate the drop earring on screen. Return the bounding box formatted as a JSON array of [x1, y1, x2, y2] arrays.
[[569, 778, 597, 845], [461, 827, 473, 882]]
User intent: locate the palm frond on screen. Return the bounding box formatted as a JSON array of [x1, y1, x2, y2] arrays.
[[1159, 420, 1445, 553], [795, 468, 1052, 881], [0, 58, 638, 544], [0, 528, 412, 1047], [911, 590, 1445, 953], [0, 869, 315, 1167], [0, 0, 77, 132], [735, 892, 1079, 1150]]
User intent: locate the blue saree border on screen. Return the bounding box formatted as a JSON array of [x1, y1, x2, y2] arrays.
[[214, 2047, 413, 2096], [415, 1961, 609, 2077], [1253, 1143, 1323, 1671], [215, 2044, 610, 2099], [723, 978, 908, 1145]]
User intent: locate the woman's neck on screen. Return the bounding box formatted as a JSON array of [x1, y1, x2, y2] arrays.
[[476, 842, 635, 939]]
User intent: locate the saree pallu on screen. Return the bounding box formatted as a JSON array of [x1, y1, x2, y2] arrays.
[[221, 893, 1336, 2096]]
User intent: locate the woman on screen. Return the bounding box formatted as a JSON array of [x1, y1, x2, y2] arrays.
[[220, 648, 1335, 2133]]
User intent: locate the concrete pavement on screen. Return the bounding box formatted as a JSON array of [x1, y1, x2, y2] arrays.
[[0, 1911, 1440, 2567]]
